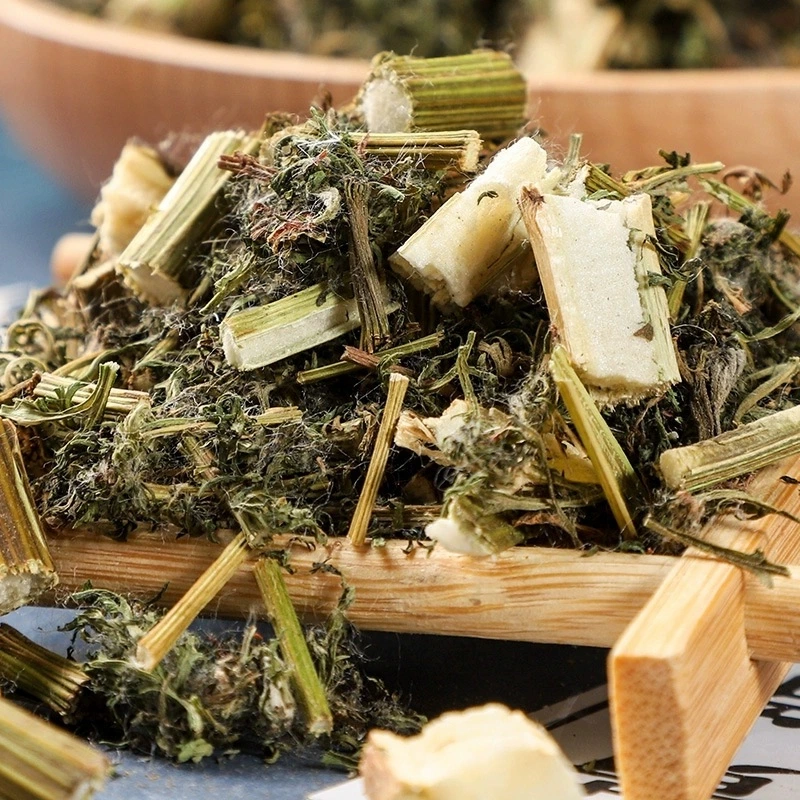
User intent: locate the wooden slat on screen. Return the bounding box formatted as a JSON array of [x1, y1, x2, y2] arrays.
[[42, 525, 800, 662], [610, 456, 800, 800]]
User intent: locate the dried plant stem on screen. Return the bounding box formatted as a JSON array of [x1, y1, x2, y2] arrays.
[[120, 130, 259, 305], [659, 404, 800, 491], [0, 695, 109, 800], [349, 130, 482, 172], [345, 179, 391, 353], [255, 406, 303, 426], [254, 558, 332, 736], [133, 533, 250, 671], [347, 373, 410, 546], [359, 51, 526, 141], [549, 346, 643, 538], [0, 624, 89, 720], [34, 373, 149, 416], [630, 161, 723, 193], [220, 281, 397, 371], [668, 200, 709, 319], [296, 332, 444, 384], [0, 420, 57, 613]]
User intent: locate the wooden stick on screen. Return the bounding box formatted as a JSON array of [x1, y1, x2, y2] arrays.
[[610, 455, 800, 800], [42, 525, 800, 662]]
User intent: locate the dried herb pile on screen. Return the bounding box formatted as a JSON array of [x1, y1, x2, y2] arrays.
[[4, 113, 799, 558], [3, 48, 800, 789], [56, 587, 420, 763]]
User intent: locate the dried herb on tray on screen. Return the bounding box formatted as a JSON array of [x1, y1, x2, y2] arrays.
[[2, 48, 800, 787]]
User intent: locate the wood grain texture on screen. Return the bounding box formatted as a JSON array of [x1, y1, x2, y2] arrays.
[[610, 457, 800, 800], [41, 525, 800, 662], [3, 0, 800, 218]]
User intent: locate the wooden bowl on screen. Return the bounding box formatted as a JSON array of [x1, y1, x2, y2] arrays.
[[0, 0, 367, 199], [2, 0, 800, 218]]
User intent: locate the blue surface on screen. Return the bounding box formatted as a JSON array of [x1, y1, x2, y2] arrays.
[[0, 115, 608, 799], [0, 122, 92, 287]]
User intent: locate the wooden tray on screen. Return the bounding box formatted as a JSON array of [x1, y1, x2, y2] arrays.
[[44, 452, 800, 799]]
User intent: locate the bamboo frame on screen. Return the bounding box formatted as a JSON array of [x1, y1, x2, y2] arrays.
[[610, 455, 800, 800]]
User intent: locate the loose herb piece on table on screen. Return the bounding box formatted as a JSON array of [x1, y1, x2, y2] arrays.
[[2, 49, 800, 781], [54, 587, 419, 764]]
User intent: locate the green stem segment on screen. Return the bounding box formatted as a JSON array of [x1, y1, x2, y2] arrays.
[[254, 558, 333, 736], [344, 179, 392, 353], [549, 346, 643, 539], [659, 403, 800, 492], [0, 624, 89, 720], [119, 130, 259, 305], [220, 281, 398, 371], [349, 130, 482, 173], [134, 533, 250, 672], [296, 332, 444, 384], [347, 373, 410, 546], [358, 51, 526, 141], [0, 695, 109, 800], [0, 421, 57, 614]]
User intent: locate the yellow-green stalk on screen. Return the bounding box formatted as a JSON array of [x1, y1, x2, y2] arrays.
[[254, 558, 332, 736], [347, 373, 410, 546], [0, 420, 57, 613], [549, 346, 643, 538], [349, 130, 482, 173], [659, 403, 800, 492], [296, 332, 444, 385], [0, 694, 109, 800], [255, 407, 303, 426], [0, 624, 89, 720], [133, 532, 250, 671], [358, 51, 527, 141], [119, 130, 259, 305]]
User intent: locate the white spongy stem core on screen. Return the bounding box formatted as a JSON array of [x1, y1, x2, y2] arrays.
[[362, 80, 413, 133]]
